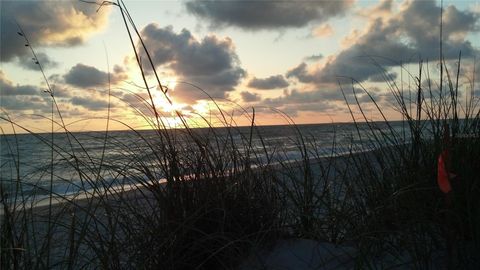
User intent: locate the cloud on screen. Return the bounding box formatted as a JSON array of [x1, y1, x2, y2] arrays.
[[357, 0, 393, 19], [70, 96, 110, 111], [1, 95, 50, 112], [247, 75, 289, 90], [120, 92, 152, 111], [312, 24, 334, 37], [280, 102, 340, 116], [139, 24, 246, 102], [262, 91, 339, 116], [185, 0, 353, 30], [52, 84, 73, 98], [63, 64, 127, 88], [304, 54, 324, 62], [16, 52, 58, 70], [0, 71, 108, 114], [0, 71, 39, 96], [259, 85, 384, 116], [398, 1, 479, 57], [1, 70, 116, 117], [0, 71, 50, 112], [288, 0, 480, 85], [1, 0, 110, 62], [263, 88, 343, 111], [369, 72, 398, 82], [288, 19, 416, 84], [240, 91, 261, 102], [286, 63, 316, 83]]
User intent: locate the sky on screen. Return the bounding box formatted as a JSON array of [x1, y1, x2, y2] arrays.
[[0, 0, 479, 134]]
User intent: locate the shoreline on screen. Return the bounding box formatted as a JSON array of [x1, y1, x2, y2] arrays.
[[0, 145, 380, 217], [0, 142, 388, 217]]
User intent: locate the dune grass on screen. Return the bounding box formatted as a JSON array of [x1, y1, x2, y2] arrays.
[[1, 1, 480, 269]]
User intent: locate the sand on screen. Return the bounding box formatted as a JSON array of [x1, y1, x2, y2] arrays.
[[1, 149, 407, 269]]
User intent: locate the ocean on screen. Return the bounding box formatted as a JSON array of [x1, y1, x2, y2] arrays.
[[0, 122, 408, 201]]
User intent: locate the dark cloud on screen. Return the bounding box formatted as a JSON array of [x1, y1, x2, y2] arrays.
[[262, 88, 340, 115], [369, 72, 398, 82], [0, 71, 38, 96], [64, 64, 127, 88], [286, 63, 316, 83], [0, 95, 50, 112], [375, 0, 393, 13], [299, 18, 418, 84], [261, 86, 380, 115], [0, 71, 50, 112], [320, 30, 415, 83], [304, 54, 324, 62], [263, 88, 343, 108], [120, 92, 151, 109], [139, 24, 245, 102], [240, 91, 261, 102], [288, 0, 479, 85], [281, 102, 340, 116], [185, 0, 353, 30], [51, 84, 72, 98], [0, 71, 109, 115], [247, 75, 289, 90], [0, 82, 38, 96], [70, 96, 110, 111], [43, 74, 73, 97], [1, 0, 110, 62], [0, 70, 113, 116], [395, 1, 479, 59], [17, 52, 58, 70]]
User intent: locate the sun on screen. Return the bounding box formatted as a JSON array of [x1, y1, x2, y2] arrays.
[[153, 91, 188, 114], [164, 78, 177, 92], [158, 77, 177, 93], [152, 77, 188, 114]]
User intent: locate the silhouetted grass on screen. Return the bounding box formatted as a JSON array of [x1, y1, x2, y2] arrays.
[[1, 1, 479, 269]]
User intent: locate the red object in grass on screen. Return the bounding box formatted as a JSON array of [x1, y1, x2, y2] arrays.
[[437, 150, 452, 194]]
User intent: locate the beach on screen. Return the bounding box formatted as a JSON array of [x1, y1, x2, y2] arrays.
[[2, 144, 446, 269], [2, 0, 480, 268]]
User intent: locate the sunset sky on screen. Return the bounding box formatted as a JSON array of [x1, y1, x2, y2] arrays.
[[1, 0, 479, 133]]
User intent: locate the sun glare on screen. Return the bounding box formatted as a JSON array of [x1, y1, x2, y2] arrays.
[[151, 77, 185, 113], [165, 78, 177, 91], [192, 100, 209, 115], [160, 77, 177, 93], [153, 93, 181, 113]]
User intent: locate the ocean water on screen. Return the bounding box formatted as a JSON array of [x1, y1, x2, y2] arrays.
[[0, 122, 408, 200]]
